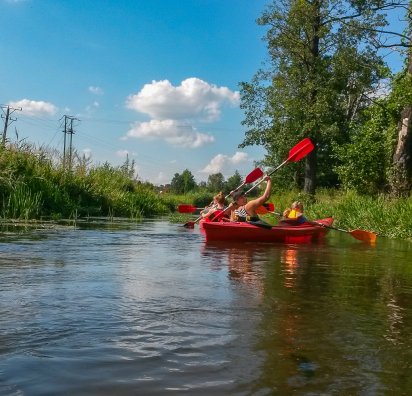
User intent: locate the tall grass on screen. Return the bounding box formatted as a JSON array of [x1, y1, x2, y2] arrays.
[[0, 143, 168, 220], [1, 182, 42, 220], [272, 189, 412, 240]]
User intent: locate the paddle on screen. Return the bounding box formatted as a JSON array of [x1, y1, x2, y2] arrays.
[[244, 138, 315, 196], [307, 221, 377, 243], [178, 204, 202, 213], [256, 206, 377, 243], [183, 167, 264, 228], [255, 203, 275, 214]]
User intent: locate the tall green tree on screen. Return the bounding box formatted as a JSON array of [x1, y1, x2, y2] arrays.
[[240, 0, 389, 194], [389, 2, 412, 196], [170, 169, 197, 194], [225, 170, 243, 193], [207, 172, 225, 192]]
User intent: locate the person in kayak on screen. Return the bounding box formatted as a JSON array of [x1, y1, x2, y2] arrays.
[[200, 191, 227, 221], [227, 175, 272, 222], [282, 201, 307, 224]]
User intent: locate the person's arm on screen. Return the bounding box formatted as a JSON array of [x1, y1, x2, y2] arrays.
[[245, 176, 272, 213]]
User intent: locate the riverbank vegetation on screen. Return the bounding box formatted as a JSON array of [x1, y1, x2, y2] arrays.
[[1, 142, 411, 240], [0, 142, 170, 221]]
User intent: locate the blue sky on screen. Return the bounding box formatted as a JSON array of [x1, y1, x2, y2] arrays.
[[0, 0, 407, 185]]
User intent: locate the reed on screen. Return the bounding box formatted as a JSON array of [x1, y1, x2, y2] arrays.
[[0, 144, 169, 220]]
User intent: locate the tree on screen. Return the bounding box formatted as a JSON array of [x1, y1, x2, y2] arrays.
[[389, 3, 412, 196], [240, 0, 390, 194], [207, 173, 225, 192], [170, 169, 197, 194], [225, 170, 243, 193]]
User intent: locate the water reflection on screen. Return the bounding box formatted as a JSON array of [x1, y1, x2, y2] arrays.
[[1, 220, 412, 395]]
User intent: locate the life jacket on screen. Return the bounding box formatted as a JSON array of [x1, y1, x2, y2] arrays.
[[288, 209, 299, 219], [286, 209, 306, 224]]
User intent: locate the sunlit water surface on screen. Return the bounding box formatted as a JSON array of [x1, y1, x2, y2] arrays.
[[1, 218, 412, 395]]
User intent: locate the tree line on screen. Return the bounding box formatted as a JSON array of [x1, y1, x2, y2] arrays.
[[169, 169, 246, 195]]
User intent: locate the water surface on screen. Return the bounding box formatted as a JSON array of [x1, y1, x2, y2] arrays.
[[1, 218, 412, 395]]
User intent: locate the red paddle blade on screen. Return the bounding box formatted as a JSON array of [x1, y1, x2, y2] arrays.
[[244, 168, 264, 184], [178, 204, 198, 213], [255, 203, 275, 215], [183, 221, 196, 228], [350, 229, 377, 244], [263, 202, 275, 211], [287, 138, 314, 162], [255, 206, 269, 215]]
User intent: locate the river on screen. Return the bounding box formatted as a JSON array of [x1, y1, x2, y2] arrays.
[[1, 218, 412, 395]]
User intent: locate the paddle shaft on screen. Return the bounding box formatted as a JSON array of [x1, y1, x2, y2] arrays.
[[244, 159, 288, 196], [243, 138, 314, 196]]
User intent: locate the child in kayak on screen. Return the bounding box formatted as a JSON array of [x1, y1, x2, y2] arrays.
[[200, 191, 227, 221], [282, 201, 306, 224]]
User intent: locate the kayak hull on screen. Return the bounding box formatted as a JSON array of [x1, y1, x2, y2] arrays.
[[201, 217, 333, 244]]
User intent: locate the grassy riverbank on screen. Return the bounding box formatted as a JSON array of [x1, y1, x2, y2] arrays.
[[272, 189, 412, 240], [1, 144, 411, 240], [0, 144, 170, 220]]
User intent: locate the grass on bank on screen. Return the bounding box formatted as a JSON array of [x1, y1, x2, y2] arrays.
[[1, 143, 411, 240], [0, 143, 169, 220]]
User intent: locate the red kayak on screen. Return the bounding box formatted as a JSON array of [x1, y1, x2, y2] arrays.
[[201, 217, 334, 244]]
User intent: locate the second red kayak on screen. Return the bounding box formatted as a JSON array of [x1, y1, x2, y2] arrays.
[[201, 217, 334, 244]]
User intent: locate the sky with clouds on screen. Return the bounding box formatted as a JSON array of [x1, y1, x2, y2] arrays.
[[0, 0, 406, 184]]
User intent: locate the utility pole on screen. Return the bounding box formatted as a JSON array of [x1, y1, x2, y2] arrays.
[[1, 104, 22, 146], [61, 115, 79, 171]]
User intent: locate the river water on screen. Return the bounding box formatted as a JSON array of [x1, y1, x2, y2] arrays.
[[1, 218, 412, 395]]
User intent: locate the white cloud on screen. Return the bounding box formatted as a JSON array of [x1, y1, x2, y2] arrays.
[[88, 86, 104, 95], [82, 148, 92, 160], [124, 119, 215, 148], [155, 172, 170, 185], [85, 101, 99, 112], [9, 99, 57, 116], [200, 151, 249, 174], [125, 78, 239, 121], [116, 149, 129, 158]]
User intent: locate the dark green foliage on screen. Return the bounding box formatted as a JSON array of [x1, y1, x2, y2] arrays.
[[225, 171, 243, 193], [335, 71, 412, 194], [207, 173, 225, 192], [239, 0, 390, 193], [170, 169, 197, 194]]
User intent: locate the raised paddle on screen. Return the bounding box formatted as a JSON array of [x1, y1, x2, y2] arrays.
[[244, 138, 315, 196], [183, 167, 264, 228]]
